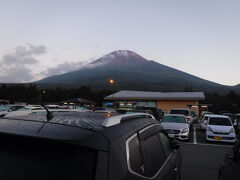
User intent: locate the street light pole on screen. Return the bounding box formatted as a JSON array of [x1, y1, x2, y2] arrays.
[[41, 90, 46, 105]]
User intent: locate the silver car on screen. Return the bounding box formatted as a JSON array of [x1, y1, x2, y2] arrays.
[[0, 105, 26, 117], [161, 114, 190, 141]]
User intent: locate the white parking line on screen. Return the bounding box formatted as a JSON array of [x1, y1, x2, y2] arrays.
[[180, 142, 233, 148], [193, 126, 197, 144]]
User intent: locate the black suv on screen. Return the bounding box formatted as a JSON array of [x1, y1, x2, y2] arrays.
[[0, 111, 182, 180]]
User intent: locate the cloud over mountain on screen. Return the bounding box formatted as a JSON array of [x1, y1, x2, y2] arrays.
[[41, 61, 87, 77], [0, 44, 47, 83]]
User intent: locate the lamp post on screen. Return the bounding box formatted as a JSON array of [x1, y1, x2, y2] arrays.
[[40, 90, 46, 105], [108, 78, 116, 108]]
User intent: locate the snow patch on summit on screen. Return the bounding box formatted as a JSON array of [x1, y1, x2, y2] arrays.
[[114, 50, 129, 57], [86, 50, 148, 69]]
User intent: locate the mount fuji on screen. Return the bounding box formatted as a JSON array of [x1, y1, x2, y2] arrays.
[[36, 50, 236, 92]]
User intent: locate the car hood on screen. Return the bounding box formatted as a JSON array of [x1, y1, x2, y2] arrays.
[[208, 125, 233, 133], [161, 122, 188, 130]]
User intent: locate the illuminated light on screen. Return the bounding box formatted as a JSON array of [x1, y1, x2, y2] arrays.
[[192, 106, 198, 108], [64, 103, 68, 105], [70, 103, 74, 105], [109, 79, 114, 84], [201, 106, 208, 108], [107, 113, 111, 117], [42, 90, 46, 94]]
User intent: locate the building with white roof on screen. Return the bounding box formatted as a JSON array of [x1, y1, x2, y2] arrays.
[[104, 90, 205, 113]]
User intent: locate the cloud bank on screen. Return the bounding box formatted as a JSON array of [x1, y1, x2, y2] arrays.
[[0, 44, 47, 83], [41, 61, 87, 77]]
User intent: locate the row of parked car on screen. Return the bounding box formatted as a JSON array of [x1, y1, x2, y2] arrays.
[[158, 108, 240, 180], [0, 104, 91, 117]]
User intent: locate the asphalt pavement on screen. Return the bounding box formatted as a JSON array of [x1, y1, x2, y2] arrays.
[[180, 123, 233, 180]]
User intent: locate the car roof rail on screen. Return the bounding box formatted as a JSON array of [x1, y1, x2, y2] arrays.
[[102, 113, 155, 127]]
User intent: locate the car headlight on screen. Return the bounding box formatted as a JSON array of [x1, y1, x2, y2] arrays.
[[181, 128, 188, 133], [206, 127, 213, 132], [229, 128, 235, 133]]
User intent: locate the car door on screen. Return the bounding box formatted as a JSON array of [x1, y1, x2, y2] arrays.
[[126, 124, 168, 180], [158, 131, 182, 180], [126, 124, 181, 180]]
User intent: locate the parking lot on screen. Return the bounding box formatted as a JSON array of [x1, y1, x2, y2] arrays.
[[180, 123, 234, 180]]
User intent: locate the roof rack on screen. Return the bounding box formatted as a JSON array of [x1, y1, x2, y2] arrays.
[[102, 113, 155, 127]]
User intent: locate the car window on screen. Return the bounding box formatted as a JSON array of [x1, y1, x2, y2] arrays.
[[31, 107, 44, 110], [140, 133, 166, 177], [0, 135, 97, 180], [128, 134, 145, 176], [209, 117, 232, 126], [170, 110, 189, 116], [17, 107, 30, 111], [162, 116, 186, 123], [8, 106, 23, 112], [0, 105, 9, 111], [158, 132, 172, 157], [191, 111, 196, 117]]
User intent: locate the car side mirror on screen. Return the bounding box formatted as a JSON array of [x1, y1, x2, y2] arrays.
[[203, 120, 207, 125], [170, 139, 180, 150]]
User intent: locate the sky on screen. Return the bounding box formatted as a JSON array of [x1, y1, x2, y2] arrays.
[[0, 0, 239, 85]]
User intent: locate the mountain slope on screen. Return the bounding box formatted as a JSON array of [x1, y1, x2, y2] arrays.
[[36, 50, 234, 92]]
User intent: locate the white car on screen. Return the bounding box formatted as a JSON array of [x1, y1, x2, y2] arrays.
[[206, 115, 236, 143], [169, 108, 193, 125], [161, 114, 190, 141], [200, 114, 212, 131], [0, 105, 27, 117]]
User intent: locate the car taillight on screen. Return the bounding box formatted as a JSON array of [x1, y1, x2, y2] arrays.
[[187, 117, 191, 121]]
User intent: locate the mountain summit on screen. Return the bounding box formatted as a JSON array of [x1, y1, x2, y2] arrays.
[[91, 50, 148, 66], [36, 50, 233, 92]]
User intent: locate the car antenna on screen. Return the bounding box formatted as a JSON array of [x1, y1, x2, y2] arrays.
[[43, 105, 54, 122], [37, 105, 54, 133]]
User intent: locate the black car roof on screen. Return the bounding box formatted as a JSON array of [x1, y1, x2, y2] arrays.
[[0, 111, 159, 151], [5, 111, 110, 131], [0, 112, 113, 150]]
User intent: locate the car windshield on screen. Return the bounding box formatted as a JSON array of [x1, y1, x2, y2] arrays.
[[0, 134, 97, 180], [170, 110, 189, 116], [17, 107, 30, 111], [162, 116, 186, 123], [0, 105, 10, 111], [209, 117, 232, 126]]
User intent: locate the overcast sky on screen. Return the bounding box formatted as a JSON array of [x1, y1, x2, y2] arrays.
[[0, 0, 240, 85]]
